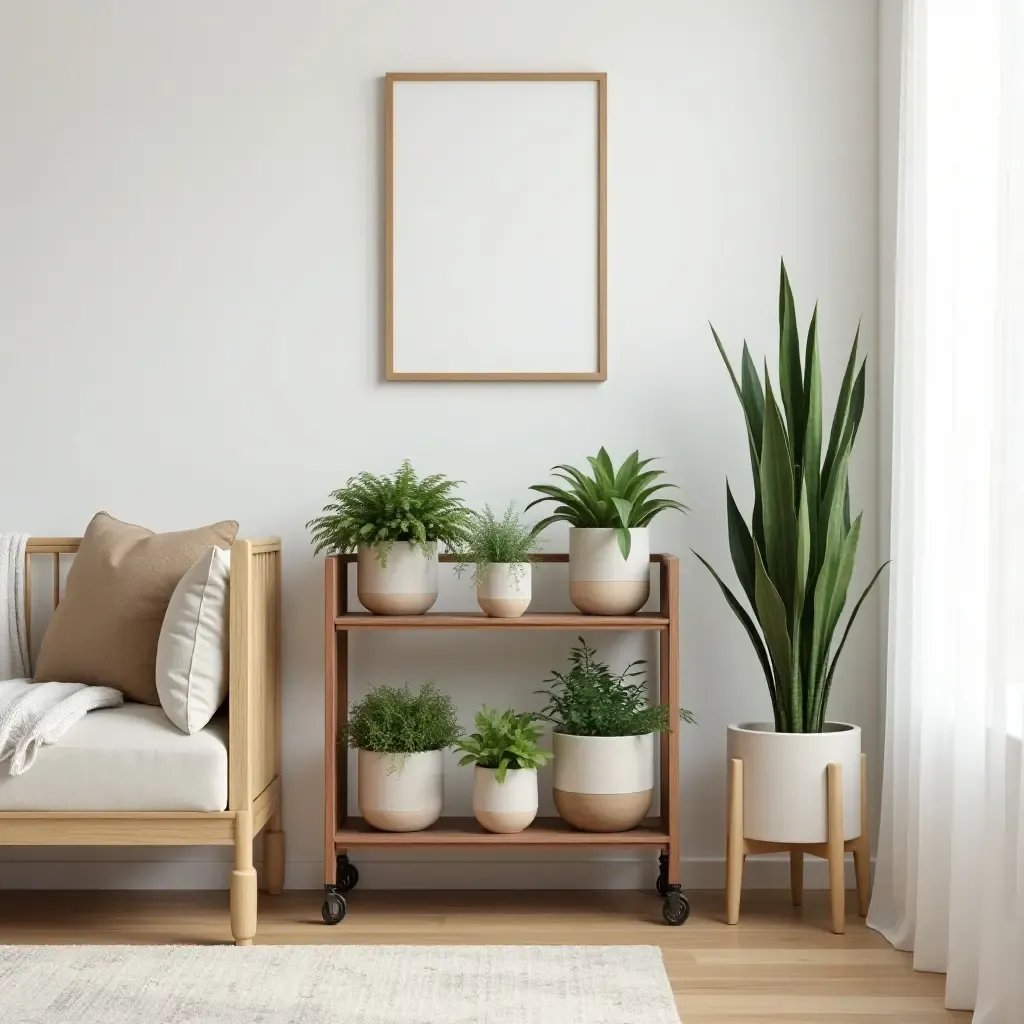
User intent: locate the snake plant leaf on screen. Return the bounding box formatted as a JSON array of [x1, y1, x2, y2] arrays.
[[759, 379, 797, 617], [693, 551, 781, 730], [726, 482, 756, 610], [740, 342, 765, 459], [794, 475, 811, 621], [802, 305, 823, 556], [778, 261, 805, 464], [754, 541, 794, 728], [711, 323, 763, 466], [822, 323, 860, 494]]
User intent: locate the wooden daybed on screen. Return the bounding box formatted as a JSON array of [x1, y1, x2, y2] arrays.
[[0, 537, 283, 945]]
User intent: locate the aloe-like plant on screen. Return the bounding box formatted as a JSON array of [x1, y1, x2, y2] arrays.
[[306, 461, 473, 565], [695, 261, 888, 733], [526, 448, 689, 560], [454, 707, 551, 784]]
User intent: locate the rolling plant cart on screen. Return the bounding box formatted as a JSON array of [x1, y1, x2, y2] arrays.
[[322, 552, 688, 926]]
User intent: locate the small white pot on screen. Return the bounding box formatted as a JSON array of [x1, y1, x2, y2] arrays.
[[727, 722, 862, 843], [553, 732, 654, 832], [357, 542, 438, 615], [357, 749, 443, 832], [569, 527, 650, 615], [472, 766, 538, 834], [476, 563, 532, 618]]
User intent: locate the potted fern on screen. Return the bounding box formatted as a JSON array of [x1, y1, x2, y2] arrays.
[[349, 683, 461, 832], [454, 503, 542, 618], [696, 261, 888, 844], [537, 639, 694, 832], [454, 707, 550, 833], [307, 461, 472, 615], [527, 448, 688, 615]]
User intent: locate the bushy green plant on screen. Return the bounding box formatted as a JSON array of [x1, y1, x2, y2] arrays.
[[454, 502, 542, 587], [454, 707, 551, 783], [307, 461, 473, 565], [347, 683, 461, 756], [536, 639, 695, 737], [695, 260, 888, 733], [526, 447, 688, 560]]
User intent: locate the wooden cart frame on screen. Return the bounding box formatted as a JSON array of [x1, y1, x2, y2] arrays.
[[322, 552, 689, 925]]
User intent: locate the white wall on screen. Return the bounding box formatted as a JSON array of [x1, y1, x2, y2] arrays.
[[0, 0, 881, 890]]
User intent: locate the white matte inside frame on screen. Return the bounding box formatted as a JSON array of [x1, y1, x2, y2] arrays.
[[391, 79, 600, 376]]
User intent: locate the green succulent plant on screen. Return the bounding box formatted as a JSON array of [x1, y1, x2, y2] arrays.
[[526, 448, 689, 560], [454, 707, 551, 784], [307, 460, 473, 565], [536, 638, 695, 737], [695, 261, 889, 733]]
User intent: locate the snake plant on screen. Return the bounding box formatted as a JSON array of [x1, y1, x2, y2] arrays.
[[526, 448, 689, 560], [695, 262, 888, 733]]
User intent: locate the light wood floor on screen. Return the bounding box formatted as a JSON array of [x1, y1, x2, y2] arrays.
[[0, 889, 966, 1023]]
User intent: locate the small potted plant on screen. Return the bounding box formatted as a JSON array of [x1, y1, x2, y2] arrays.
[[348, 683, 461, 832], [307, 461, 473, 615], [696, 261, 887, 845], [454, 502, 542, 618], [454, 707, 551, 834], [527, 448, 688, 615], [537, 639, 694, 832]]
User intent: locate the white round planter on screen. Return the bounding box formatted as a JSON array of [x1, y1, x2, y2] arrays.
[[472, 766, 538, 834], [357, 542, 438, 615], [553, 732, 654, 832], [476, 563, 532, 618], [569, 528, 650, 615], [727, 722, 862, 843], [357, 749, 443, 832]]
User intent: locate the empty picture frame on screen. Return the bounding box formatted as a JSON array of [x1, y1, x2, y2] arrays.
[[385, 72, 607, 381]]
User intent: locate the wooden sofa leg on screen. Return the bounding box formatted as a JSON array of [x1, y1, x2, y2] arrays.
[[263, 806, 285, 896], [231, 809, 258, 946]]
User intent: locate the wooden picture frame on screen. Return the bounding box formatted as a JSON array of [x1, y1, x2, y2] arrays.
[[384, 72, 607, 382]]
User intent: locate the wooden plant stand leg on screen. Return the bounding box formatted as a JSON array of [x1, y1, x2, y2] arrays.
[[852, 753, 872, 917], [826, 764, 846, 935], [789, 849, 803, 908], [725, 758, 744, 925]]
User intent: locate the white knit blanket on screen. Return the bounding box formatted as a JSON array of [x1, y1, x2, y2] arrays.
[[0, 679, 123, 775]]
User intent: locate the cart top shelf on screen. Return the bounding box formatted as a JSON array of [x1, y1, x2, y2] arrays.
[[334, 612, 669, 631]]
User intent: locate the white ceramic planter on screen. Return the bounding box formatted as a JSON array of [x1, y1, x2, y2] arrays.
[[357, 542, 438, 615], [553, 732, 654, 832], [569, 528, 650, 615], [476, 563, 532, 618], [727, 722, 862, 843], [357, 749, 443, 832], [472, 766, 538, 834]]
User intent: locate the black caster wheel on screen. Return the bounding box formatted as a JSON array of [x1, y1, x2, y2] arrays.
[[321, 892, 347, 925], [662, 891, 690, 926], [336, 856, 359, 893], [656, 853, 669, 897]]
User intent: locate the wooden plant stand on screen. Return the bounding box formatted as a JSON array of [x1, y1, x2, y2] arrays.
[[725, 753, 871, 934], [322, 552, 689, 926]]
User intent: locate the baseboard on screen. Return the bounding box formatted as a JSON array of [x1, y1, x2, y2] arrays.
[[0, 853, 864, 891]]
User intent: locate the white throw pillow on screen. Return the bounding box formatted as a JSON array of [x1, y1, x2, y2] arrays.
[[155, 546, 230, 734]]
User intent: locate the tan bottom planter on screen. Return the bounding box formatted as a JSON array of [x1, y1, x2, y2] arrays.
[[568, 528, 651, 615], [357, 542, 438, 616], [472, 766, 538, 834], [476, 563, 531, 618], [553, 732, 654, 832], [357, 749, 443, 832]]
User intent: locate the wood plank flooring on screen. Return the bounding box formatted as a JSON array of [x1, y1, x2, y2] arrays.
[[0, 889, 967, 1022]]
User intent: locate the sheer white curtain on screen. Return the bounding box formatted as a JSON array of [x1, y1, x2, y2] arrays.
[[868, 0, 1024, 1019]]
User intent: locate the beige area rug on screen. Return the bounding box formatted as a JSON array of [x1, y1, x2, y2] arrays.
[[0, 944, 680, 1023]]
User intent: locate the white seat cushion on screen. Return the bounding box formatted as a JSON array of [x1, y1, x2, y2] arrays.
[[0, 704, 228, 812]]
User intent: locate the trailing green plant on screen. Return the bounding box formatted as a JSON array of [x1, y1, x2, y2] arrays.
[[453, 707, 551, 784], [536, 639, 695, 737], [453, 502, 542, 587], [306, 460, 473, 565], [347, 683, 461, 758], [526, 447, 689, 560], [695, 260, 889, 734]]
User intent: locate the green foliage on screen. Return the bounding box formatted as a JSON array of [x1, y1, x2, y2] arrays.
[[454, 707, 551, 784], [306, 461, 473, 565], [526, 447, 689, 560], [536, 639, 695, 737], [347, 683, 461, 756], [454, 502, 543, 588], [695, 260, 889, 733]]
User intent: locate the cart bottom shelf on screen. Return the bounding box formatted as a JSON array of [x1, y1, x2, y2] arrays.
[[334, 816, 671, 848]]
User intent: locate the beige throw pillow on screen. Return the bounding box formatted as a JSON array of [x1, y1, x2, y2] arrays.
[[33, 513, 238, 704], [156, 546, 231, 734]]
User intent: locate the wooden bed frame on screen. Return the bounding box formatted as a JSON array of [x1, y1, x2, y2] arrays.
[[0, 536, 283, 945]]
